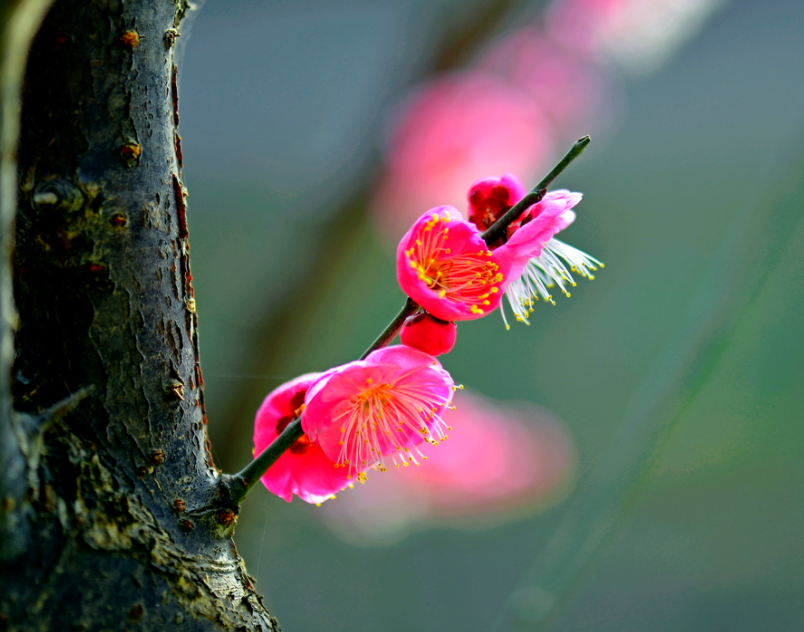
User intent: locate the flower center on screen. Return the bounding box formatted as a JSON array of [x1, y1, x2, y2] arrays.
[[333, 377, 451, 480], [469, 184, 512, 230], [405, 212, 503, 315]]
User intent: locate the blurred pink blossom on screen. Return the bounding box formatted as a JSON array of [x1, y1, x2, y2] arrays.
[[477, 27, 604, 132], [372, 72, 554, 237], [547, 0, 725, 74], [319, 390, 576, 545]]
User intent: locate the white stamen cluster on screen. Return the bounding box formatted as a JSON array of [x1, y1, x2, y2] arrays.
[[502, 238, 603, 328]]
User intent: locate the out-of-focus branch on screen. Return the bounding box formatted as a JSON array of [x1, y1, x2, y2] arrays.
[[0, 0, 56, 562]]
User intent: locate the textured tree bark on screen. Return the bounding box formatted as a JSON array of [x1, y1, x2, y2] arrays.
[[0, 0, 279, 629]]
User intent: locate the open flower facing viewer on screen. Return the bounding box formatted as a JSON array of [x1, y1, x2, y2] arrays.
[[254, 346, 455, 503], [303, 345, 455, 482], [396, 206, 508, 321]]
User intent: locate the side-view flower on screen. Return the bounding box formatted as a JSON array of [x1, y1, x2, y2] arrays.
[[254, 373, 350, 503], [469, 172, 603, 327], [253, 373, 353, 504], [254, 346, 456, 503]]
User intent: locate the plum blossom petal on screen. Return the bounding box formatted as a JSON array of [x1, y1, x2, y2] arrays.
[[253, 373, 352, 504], [303, 346, 455, 482], [501, 189, 582, 259], [467, 172, 527, 233], [396, 206, 508, 321]]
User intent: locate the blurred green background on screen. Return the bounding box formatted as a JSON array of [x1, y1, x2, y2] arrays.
[[178, 0, 804, 629]]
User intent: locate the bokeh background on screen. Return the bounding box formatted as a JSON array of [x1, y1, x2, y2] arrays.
[[178, 0, 804, 630]]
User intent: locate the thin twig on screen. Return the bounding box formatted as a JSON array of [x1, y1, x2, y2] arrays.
[[226, 136, 591, 506], [21, 385, 96, 437], [227, 417, 304, 505], [359, 296, 419, 360]]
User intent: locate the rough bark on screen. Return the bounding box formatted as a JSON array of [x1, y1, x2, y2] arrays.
[[0, 0, 279, 629]]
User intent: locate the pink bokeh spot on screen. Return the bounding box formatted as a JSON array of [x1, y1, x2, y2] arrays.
[[253, 373, 352, 504], [303, 345, 455, 481], [319, 390, 576, 544], [478, 27, 604, 132], [547, 0, 626, 57], [396, 206, 508, 321], [372, 72, 554, 236]]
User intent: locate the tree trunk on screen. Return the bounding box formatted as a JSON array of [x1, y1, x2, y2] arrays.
[[0, 0, 279, 629]]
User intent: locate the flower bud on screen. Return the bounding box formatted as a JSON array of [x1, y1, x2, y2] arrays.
[[467, 173, 525, 232], [400, 313, 457, 356]]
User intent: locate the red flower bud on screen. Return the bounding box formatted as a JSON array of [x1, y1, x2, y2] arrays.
[[400, 313, 457, 356]]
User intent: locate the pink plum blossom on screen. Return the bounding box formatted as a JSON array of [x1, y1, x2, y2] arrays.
[[319, 390, 576, 545], [253, 373, 352, 504], [499, 189, 580, 262], [302, 345, 455, 482], [466, 175, 603, 327], [396, 206, 508, 321], [371, 72, 553, 237], [399, 313, 457, 356]]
